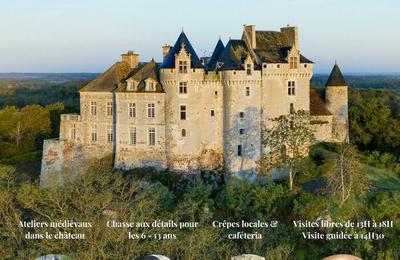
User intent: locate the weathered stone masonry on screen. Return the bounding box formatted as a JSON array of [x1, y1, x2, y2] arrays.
[[40, 24, 349, 185]]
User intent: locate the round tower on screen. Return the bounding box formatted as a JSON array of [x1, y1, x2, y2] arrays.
[[325, 63, 349, 142]]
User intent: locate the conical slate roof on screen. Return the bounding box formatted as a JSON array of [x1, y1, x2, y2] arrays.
[[160, 32, 203, 69], [325, 64, 347, 87], [206, 39, 224, 70]]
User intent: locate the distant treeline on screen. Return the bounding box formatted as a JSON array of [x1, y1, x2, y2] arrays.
[[312, 74, 400, 93], [0, 80, 90, 111]]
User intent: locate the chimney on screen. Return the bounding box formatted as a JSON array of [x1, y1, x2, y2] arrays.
[[162, 44, 172, 61], [281, 25, 299, 50], [243, 25, 256, 49], [121, 51, 139, 69]]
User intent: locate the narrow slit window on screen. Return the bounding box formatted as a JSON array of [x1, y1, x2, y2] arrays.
[[130, 127, 137, 145], [107, 102, 113, 116], [90, 101, 97, 116], [149, 128, 156, 145], [129, 103, 136, 118], [238, 145, 242, 156], [91, 126, 97, 143], [290, 103, 295, 114], [107, 126, 113, 143]]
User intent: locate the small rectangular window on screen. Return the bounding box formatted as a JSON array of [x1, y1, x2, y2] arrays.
[[211, 110, 215, 117], [238, 145, 242, 156], [240, 112, 244, 119], [288, 81, 296, 96], [147, 103, 155, 118], [180, 105, 186, 120], [90, 101, 97, 116], [107, 102, 113, 116], [130, 127, 136, 145], [239, 129, 244, 135], [179, 82, 187, 94], [129, 103, 136, 118], [179, 60, 188, 73], [290, 103, 295, 114], [149, 128, 155, 145], [245, 87, 250, 96], [181, 129, 186, 137]]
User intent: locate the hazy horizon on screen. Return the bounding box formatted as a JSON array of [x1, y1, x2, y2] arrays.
[[1, 0, 399, 74]]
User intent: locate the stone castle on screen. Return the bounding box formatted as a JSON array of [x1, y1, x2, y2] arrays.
[[40, 25, 349, 184]]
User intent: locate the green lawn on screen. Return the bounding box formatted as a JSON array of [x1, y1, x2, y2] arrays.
[[363, 165, 400, 191]]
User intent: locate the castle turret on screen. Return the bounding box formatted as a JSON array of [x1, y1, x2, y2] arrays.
[[325, 63, 349, 142]]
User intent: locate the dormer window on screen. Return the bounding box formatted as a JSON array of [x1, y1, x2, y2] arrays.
[[147, 81, 155, 91], [179, 60, 188, 73], [246, 63, 252, 75], [127, 80, 136, 91], [289, 57, 298, 69]]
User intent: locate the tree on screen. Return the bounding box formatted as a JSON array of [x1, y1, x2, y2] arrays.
[[257, 110, 315, 191], [0, 104, 59, 153], [325, 143, 370, 207], [349, 97, 391, 150]]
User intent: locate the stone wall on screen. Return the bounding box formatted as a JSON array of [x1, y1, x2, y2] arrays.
[[114, 92, 167, 170], [325, 86, 348, 142], [311, 115, 334, 142], [222, 68, 262, 174], [40, 139, 112, 187], [161, 63, 224, 172]]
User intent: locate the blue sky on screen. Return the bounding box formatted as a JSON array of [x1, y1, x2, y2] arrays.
[[0, 0, 399, 73]]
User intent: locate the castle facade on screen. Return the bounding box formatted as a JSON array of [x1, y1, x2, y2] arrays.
[[40, 25, 349, 184]]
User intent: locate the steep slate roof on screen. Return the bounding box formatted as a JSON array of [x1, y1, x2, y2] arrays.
[[122, 62, 147, 81], [325, 64, 347, 87], [254, 31, 313, 64], [310, 88, 331, 116], [206, 39, 224, 70], [80, 61, 131, 92], [117, 59, 163, 92], [160, 32, 203, 69], [216, 30, 313, 70], [255, 31, 290, 50], [217, 40, 250, 70]]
